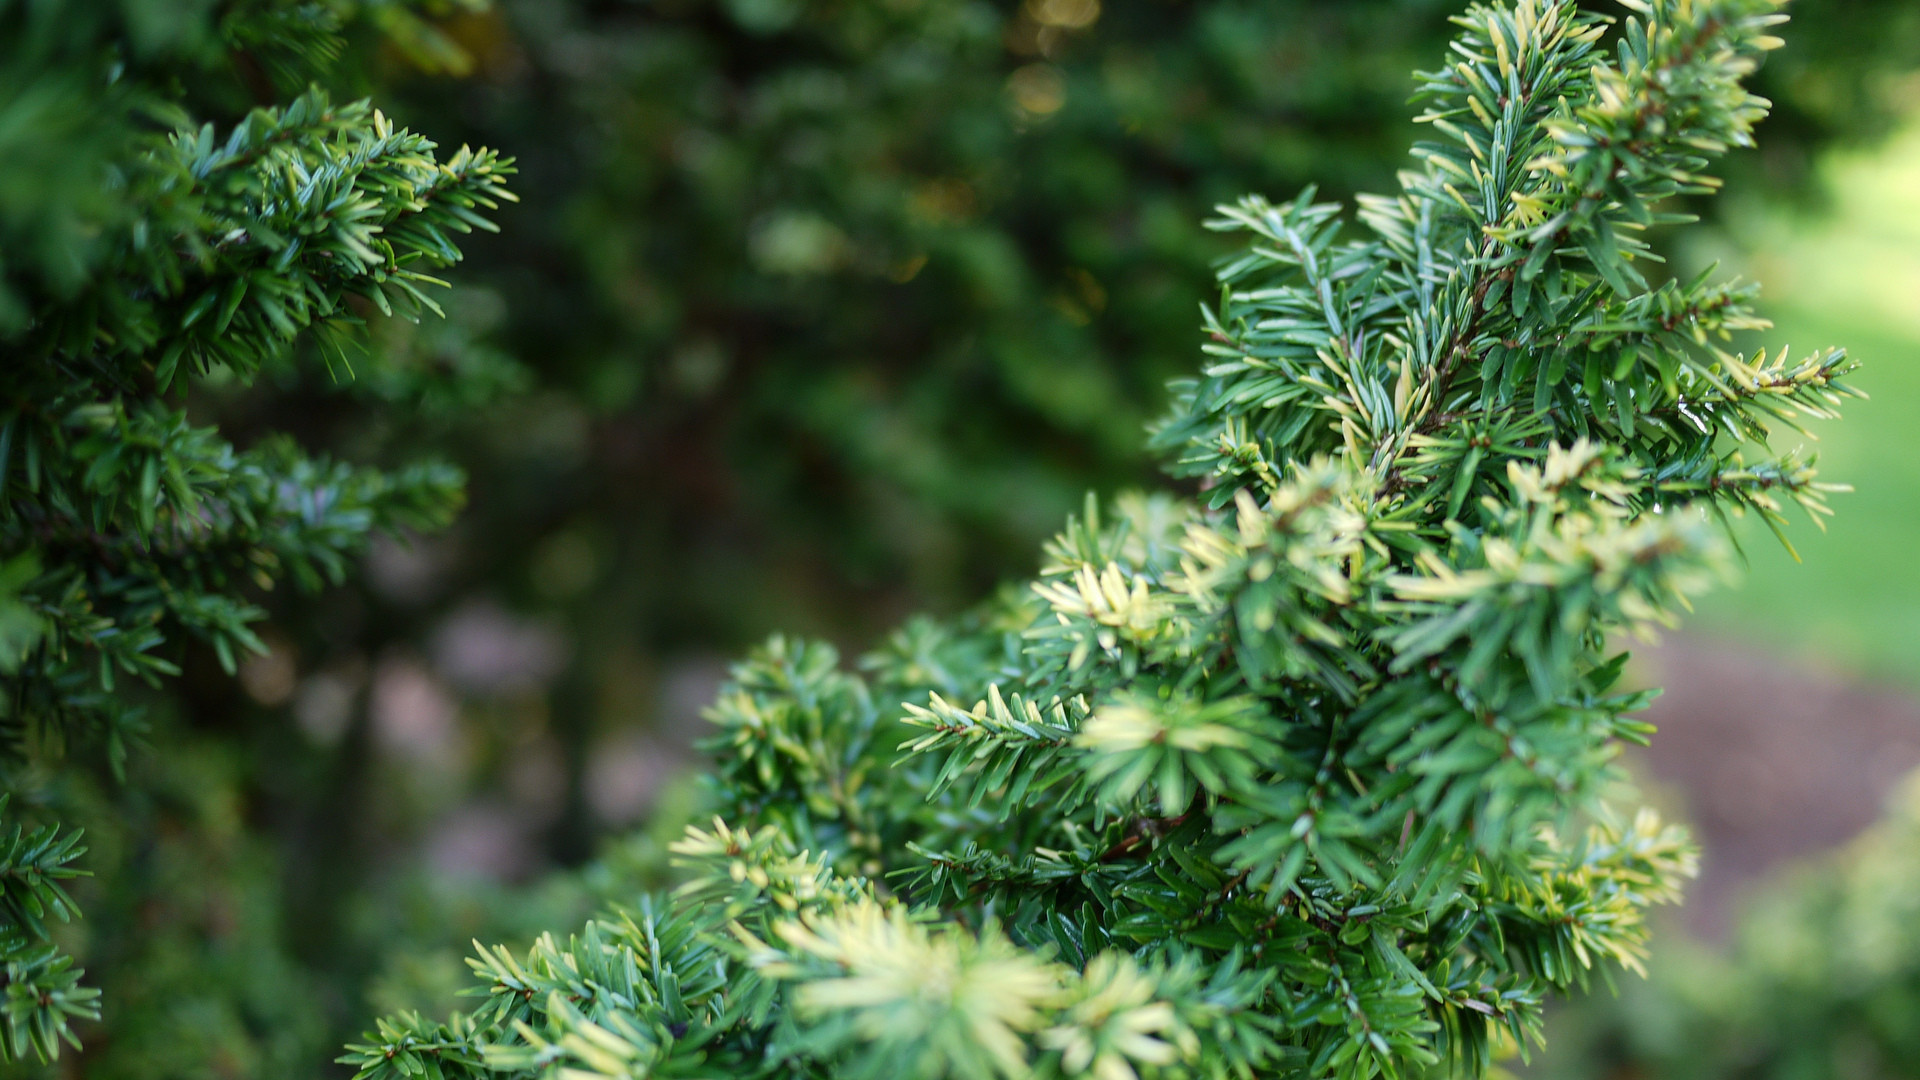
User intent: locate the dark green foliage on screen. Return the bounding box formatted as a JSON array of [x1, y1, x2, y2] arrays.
[[0, 800, 96, 1062], [366, 0, 1468, 668], [345, 3, 1857, 1078], [0, 0, 510, 1066]]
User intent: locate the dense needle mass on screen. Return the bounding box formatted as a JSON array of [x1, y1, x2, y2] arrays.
[[343, 2, 1861, 1079], [0, 2, 512, 1062]]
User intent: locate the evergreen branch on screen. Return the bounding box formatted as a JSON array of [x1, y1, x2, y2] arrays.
[[346, 4, 1843, 1077], [0, 799, 97, 1064]]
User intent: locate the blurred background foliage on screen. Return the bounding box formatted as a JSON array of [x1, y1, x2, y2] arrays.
[[7, 0, 1920, 1076]]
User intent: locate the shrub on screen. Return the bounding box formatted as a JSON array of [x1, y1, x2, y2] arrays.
[[344, 2, 1860, 1078], [0, 0, 510, 1067]]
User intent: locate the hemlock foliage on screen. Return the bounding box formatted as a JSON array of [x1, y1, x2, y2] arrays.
[[0, 0, 510, 1064], [345, 2, 1859, 1079]]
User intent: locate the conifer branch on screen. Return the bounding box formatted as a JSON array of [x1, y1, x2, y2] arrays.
[[346, 4, 1851, 1078]]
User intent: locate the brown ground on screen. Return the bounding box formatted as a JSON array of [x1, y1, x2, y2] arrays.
[[1631, 634, 1920, 939]]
